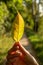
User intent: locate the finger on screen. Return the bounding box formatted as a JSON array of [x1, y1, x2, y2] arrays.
[[18, 43, 39, 65], [6, 61, 12, 65], [18, 42, 29, 55], [7, 51, 21, 60], [8, 42, 19, 55], [13, 42, 19, 47]]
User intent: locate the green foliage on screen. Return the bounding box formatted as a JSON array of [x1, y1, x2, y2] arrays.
[[23, 0, 34, 30], [26, 17, 34, 29], [13, 0, 23, 3], [0, 0, 34, 36], [0, 2, 9, 23], [38, 16, 43, 40], [0, 36, 14, 65], [0, 2, 9, 36]]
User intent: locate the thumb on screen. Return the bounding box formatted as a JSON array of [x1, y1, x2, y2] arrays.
[[18, 43, 39, 65], [18, 42, 29, 55]]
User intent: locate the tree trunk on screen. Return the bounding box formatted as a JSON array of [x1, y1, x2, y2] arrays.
[[32, 0, 39, 32]]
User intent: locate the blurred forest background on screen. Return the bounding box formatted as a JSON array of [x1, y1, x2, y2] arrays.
[[0, 0, 43, 65]]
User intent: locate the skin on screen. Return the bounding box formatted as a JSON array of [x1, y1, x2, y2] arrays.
[[7, 42, 39, 65], [18, 42, 39, 65]]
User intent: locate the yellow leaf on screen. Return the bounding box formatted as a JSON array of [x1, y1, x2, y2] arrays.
[[12, 13, 24, 42]]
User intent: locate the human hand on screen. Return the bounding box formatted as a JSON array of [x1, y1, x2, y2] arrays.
[[17, 42, 39, 65], [7, 42, 39, 65]]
